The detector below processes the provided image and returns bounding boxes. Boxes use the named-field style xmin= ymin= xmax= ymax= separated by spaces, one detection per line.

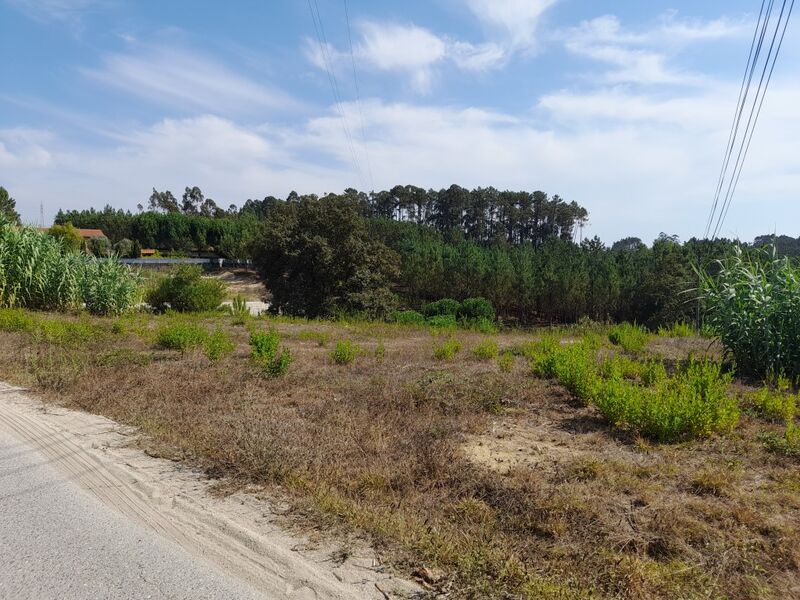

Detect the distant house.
xmin=41 ymin=227 xmax=108 ymax=242
xmin=140 ymin=248 xmax=158 ymax=257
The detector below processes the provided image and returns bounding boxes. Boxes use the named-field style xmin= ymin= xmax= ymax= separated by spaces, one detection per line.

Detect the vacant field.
xmin=0 ymin=309 xmax=798 ymax=599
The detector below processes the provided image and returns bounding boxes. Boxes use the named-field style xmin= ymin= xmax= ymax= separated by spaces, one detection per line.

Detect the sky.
xmin=1 ymin=0 xmax=798 ymax=244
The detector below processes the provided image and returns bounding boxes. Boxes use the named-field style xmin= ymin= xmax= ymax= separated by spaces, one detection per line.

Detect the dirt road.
xmin=0 ymin=383 xmax=419 ymax=600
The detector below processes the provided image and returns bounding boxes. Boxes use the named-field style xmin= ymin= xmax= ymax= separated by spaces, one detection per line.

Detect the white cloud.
xmin=560 ymin=14 xmax=749 ymax=86
xmin=81 ymin=45 xmax=297 ymax=114
xmin=466 ymin=0 xmax=559 ymax=48
xmin=7 ymin=83 xmax=800 ymax=242
xmin=6 ymin=0 xmax=110 ymax=29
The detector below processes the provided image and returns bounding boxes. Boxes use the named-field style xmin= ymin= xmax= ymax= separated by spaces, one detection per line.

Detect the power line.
xmin=306 ymin=0 xmax=367 ymax=190
xmin=714 ymin=0 xmax=794 ymax=237
xmin=704 ymin=0 xmax=769 ymax=238
xmin=343 ymin=0 xmax=375 ymax=192
xmin=711 ymin=0 xmax=794 ymax=239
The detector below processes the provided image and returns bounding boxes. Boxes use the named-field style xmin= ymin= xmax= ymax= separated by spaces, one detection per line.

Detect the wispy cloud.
xmin=6 ymin=0 xmax=111 ymax=28
xmin=465 ymin=0 xmax=559 ymax=49
xmin=81 ymin=45 xmax=297 ymax=114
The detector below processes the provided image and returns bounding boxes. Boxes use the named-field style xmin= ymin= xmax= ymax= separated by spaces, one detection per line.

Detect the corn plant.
xmin=699 ymin=246 xmax=800 ymax=378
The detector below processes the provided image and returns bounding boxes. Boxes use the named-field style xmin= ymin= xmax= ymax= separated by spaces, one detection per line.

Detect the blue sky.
xmin=1 ymin=0 xmax=798 ymax=243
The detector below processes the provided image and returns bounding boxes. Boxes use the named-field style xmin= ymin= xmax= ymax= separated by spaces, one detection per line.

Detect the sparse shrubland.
xmin=608 ymin=322 xmax=650 ymax=353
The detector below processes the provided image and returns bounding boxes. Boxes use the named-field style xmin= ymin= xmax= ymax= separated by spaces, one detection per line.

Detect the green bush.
xmin=156 ymin=321 xmax=207 ymax=352
xmin=146 ymin=265 xmax=224 ymax=313
xmin=204 ymin=330 xmax=236 ymax=362
xmin=81 ymin=258 xmax=142 ymax=316
xmin=593 ymin=360 xmax=738 ymax=442
xmin=747 ymin=382 xmax=797 ymax=424
xmin=458 ymin=297 xmax=495 ymax=322
xmin=331 ymin=340 xmax=360 ymax=365
xmin=423 ymin=299 xmax=461 ymax=318
xmin=701 ymin=246 xmax=800 ymax=378
xmin=472 ymin=339 xmax=499 ymax=360
xmin=608 ymin=322 xmax=650 ymax=353
xmin=426 ymin=314 xmax=458 ymax=330
xmin=433 ymin=337 xmax=461 ymax=360
xmin=389 ymin=310 xmax=426 ymax=325
xmin=250 ymin=329 xmax=291 ymax=377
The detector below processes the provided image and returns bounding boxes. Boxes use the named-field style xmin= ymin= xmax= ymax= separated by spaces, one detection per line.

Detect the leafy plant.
xmin=426 ymin=314 xmax=458 ymax=330
xmin=331 ymin=340 xmax=360 ymax=365
xmin=146 ymin=265 xmax=225 ymax=313
xmin=497 ymin=351 xmax=514 ymax=373
xmin=204 ymin=329 xmax=236 ymax=362
xmin=250 ymin=329 xmax=291 ymax=377
xmin=375 ymin=340 xmax=386 ymax=362
xmin=657 ymin=322 xmax=694 ymax=338
xmin=433 ymin=337 xmax=461 ymax=360
xmin=156 ymin=321 xmax=207 ymax=353
xmin=472 ymin=339 xmax=499 ymax=360
xmin=423 ymin=299 xmax=461 ymax=318
xmin=700 ymin=246 xmax=800 ymax=378
xmin=458 ymin=297 xmax=495 ymax=323
xmin=229 ymin=294 xmax=251 ymax=324
xmin=389 ymin=310 xmax=426 ymax=325
xmin=608 ymin=322 xmax=650 ymax=353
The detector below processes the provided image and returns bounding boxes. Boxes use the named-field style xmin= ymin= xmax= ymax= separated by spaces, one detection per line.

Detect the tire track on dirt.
xmin=0 ymin=384 xmax=419 ymax=600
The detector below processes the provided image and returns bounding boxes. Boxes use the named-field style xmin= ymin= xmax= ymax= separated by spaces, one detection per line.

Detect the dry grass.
xmin=0 ymin=311 xmax=798 ymax=599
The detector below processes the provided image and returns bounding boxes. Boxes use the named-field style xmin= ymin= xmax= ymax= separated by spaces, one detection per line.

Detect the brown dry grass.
xmin=0 ymin=312 xmax=799 ymax=599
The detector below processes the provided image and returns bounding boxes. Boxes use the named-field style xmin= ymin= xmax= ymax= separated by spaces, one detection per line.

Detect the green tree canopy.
xmin=0 ymin=187 xmax=20 ymax=225
xmin=47 ymin=222 xmax=83 ymax=252
xmin=251 ymin=194 xmax=400 ymax=318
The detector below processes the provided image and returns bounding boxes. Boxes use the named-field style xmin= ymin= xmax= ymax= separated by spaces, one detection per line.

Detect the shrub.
xmin=331 ymin=340 xmax=360 ymax=365
xmin=426 ymin=314 xmax=458 ymax=330
xmin=593 ymin=360 xmax=738 ymax=442
xmin=250 ymin=329 xmax=291 ymax=377
xmin=608 ymin=322 xmax=650 ymax=353
xmin=389 ymin=310 xmax=425 ymax=325
xmin=433 ymin=337 xmax=461 ymax=360
xmin=204 ymin=330 xmax=236 ymax=362
xmin=700 ymin=246 xmax=800 ymax=378
xmin=747 ymin=384 xmax=797 ymax=424
xmin=113 ymin=238 xmax=135 ymax=258
xmin=458 ymin=297 xmax=495 ymax=323
xmin=156 ymin=321 xmax=207 ymax=352
xmin=146 ymin=265 xmax=225 ymax=313
xmin=423 ymin=299 xmax=461 ymax=318
xmin=497 ymin=351 xmax=514 ymax=373
xmin=472 ymin=339 xmax=499 ymax=360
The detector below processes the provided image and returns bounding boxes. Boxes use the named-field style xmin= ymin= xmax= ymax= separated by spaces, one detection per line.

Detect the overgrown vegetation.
xmin=146 ymin=265 xmax=225 ymax=313
xmin=0 ymin=218 xmax=140 ymax=315
xmin=701 ymin=246 xmax=800 ymax=378
xmin=249 ymin=328 xmax=291 ymax=377
xmin=331 ymin=340 xmax=360 ymax=365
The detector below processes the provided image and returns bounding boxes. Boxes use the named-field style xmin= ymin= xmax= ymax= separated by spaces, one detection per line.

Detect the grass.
xmin=156 ymin=321 xmax=207 ymax=353
xmin=608 ymin=322 xmax=650 ymax=353
xmin=331 ymin=340 xmax=360 ymax=365
xmin=0 ymin=307 xmax=798 ymax=600
xmin=472 ymin=339 xmax=499 ymax=360
xmin=433 ymin=337 xmax=461 ymax=360
xmin=658 ymin=322 xmax=694 ymax=338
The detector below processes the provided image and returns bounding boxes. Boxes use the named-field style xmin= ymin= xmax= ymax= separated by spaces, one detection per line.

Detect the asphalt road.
xmin=0 ymin=430 xmax=263 ymax=600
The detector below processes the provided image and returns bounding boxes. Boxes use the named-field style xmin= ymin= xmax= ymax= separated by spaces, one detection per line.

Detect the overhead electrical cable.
xmin=343 ymin=0 xmax=375 ymax=192
xmin=307 ymin=0 xmax=367 ymax=190
xmin=711 ymin=0 xmax=794 ymax=239
xmin=704 ymin=0 xmax=769 ymax=238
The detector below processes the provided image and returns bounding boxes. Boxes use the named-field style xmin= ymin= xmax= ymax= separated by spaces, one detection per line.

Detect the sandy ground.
xmin=0 ymin=383 xmax=421 ymax=600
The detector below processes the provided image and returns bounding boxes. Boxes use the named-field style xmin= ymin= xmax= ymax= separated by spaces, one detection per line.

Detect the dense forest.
xmin=53 ymin=184 xmax=784 ymax=327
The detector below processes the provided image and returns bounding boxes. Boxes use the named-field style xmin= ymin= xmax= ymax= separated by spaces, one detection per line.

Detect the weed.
xmin=298 ymin=329 xmax=331 ymax=347
xmin=433 ymin=337 xmax=461 ymax=360
xmin=375 ymin=340 xmax=386 ymax=363
xmin=204 ymin=329 xmax=236 ymax=362
xmin=250 ymin=329 xmax=291 ymax=377
xmin=0 ymin=308 xmax=36 ymax=333
xmin=331 ymin=340 xmax=360 ymax=365
xmin=747 ymin=386 xmax=797 ymax=424
xmin=761 ymin=425 xmax=800 ymax=458
xmin=497 ymin=351 xmax=514 ymax=372
xmin=608 ymin=322 xmax=650 ymax=353
xmin=472 ymin=339 xmax=499 ymax=360
xmin=229 ymin=295 xmax=251 ymax=325
xmin=658 ymin=322 xmax=694 ymax=338
xmin=156 ymin=321 xmax=207 ymax=352
xmin=388 ymin=310 xmax=426 ymax=326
